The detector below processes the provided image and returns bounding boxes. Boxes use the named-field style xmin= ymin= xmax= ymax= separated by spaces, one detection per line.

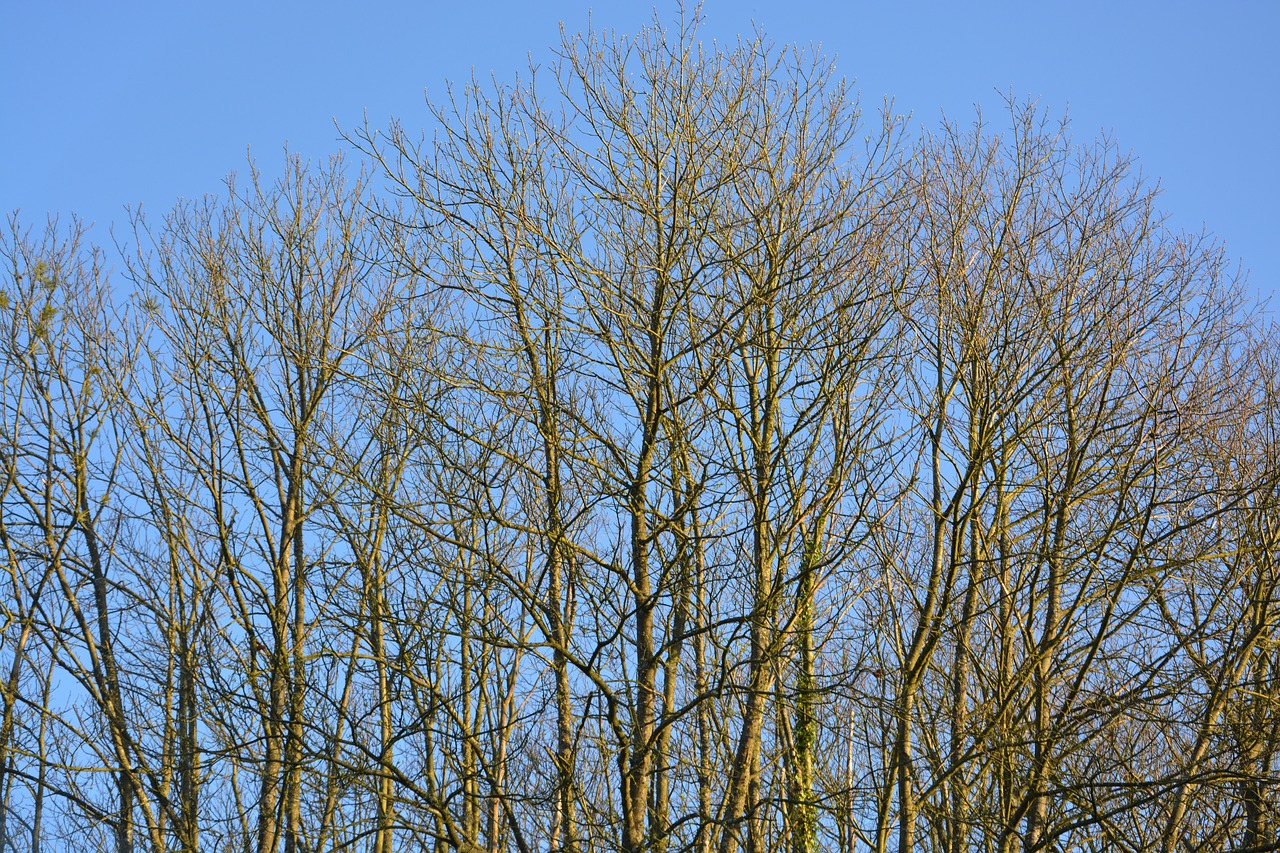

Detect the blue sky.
xmin=2 ymin=2 xmax=1276 ymax=308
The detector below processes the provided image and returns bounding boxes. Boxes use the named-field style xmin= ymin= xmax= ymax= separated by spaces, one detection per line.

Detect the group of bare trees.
xmin=1 ymin=16 xmax=1276 ymax=853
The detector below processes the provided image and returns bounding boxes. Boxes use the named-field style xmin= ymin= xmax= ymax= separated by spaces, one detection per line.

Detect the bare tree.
xmin=127 ymin=155 xmax=402 ymax=853
xmin=1 ymin=14 xmax=1274 ymax=853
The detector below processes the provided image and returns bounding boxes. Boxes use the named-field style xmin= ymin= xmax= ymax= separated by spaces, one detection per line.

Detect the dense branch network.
xmin=0 ymin=15 xmax=1276 ymax=853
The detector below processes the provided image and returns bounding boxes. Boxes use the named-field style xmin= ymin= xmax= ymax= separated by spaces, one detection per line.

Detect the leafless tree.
xmin=1 ymin=13 xmax=1274 ymax=853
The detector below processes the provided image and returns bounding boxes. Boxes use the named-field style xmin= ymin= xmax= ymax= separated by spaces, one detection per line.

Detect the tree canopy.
xmin=1 ymin=16 xmax=1276 ymax=853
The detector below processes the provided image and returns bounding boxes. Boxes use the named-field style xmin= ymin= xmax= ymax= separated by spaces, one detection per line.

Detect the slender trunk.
xmin=846 ymin=708 xmax=857 ymax=853
xmin=718 ymin=511 xmax=776 ymax=853
xmin=32 ymin=657 xmax=53 ymax=853
xmin=894 ymin=322 xmax=958 ymax=853
xmin=487 ymin=645 xmax=522 ymax=853
xmin=259 ymin=460 xmax=304 ymax=853
xmin=1239 ymin=633 xmax=1275 ymax=850
xmin=695 ymin=548 xmax=713 ymax=853
xmin=947 ymin=568 xmax=978 ymax=853
xmin=746 ymin=747 xmax=766 ymax=853
xmin=82 ymin=483 xmax=141 ymax=853
xmin=896 ymin=460 xmax=951 ymax=853
xmin=283 ymin=476 xmax=306 ymax=853
xmin=371 ymin=551 xmax=395 ymax=853
xmin=539 ymin=383 xmax=577 ymax=853
xmin=1024 ymin=503 xmax=1064 ymax=853
xmin=460 ymin=586 xmax=480 ymax=846
xmin=116 ymin=770 xmax=135 ymax=853
xmin=0 ymin=616 xmax=34 ymax=853
xmin=547 ymin=536 xmax=576 ymax=853
xmin=1241 ymin=741 xmax=1269 ymax=850
xmin=894 ymin=683 xmax=918 ymax=853
xmin=720 ymin=326 xmax=781 ymax=853
xmin=651 ymin=559 xmax=689 ymax=853
xmin=623 ymin=335 xmax=663 ymax=853
xmin=177 ymin=624 xmax=200 ymax=853
xmin=1023 ymin=581 xmax=1055 ymax=851
xmin=789 ymin=525 xmax=825 ymax=853
xmin=993 ymin=457 xmax=1016 ymax=853
xmin=624 ymin=468 xmax=657 ymax=853
xmin=258 ymin=633 xmax=285 ymax=853
xmin=948 ymin=409 xmax=983 ymax=853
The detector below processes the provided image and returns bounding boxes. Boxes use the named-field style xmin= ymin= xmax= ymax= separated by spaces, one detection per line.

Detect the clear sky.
xmin=2 ymin=1 xmax=1276 ymax=309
